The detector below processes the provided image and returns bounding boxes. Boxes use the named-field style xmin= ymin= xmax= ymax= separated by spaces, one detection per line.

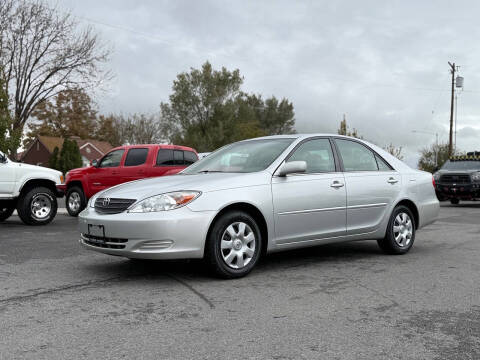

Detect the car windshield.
xmin=182 ymin=138 xmax=295 ymax=174
xmin=441 ymin=160 xmax=480 ymax=171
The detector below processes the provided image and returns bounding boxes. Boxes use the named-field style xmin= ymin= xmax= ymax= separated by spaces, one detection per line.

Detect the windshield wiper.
xmin=196 ymin=170 xmax=225 ymax=174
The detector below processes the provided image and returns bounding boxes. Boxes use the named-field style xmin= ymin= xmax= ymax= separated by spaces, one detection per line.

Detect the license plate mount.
xmin=88 ymin=224 xmax=105 ymax=238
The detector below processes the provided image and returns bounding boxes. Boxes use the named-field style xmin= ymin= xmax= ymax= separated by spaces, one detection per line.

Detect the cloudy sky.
xmin=55 ymin=0 xmax=480 ymax=167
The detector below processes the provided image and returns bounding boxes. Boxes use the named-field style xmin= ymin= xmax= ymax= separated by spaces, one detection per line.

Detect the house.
xmin=21 ymin=135 xmax=113 ymax=168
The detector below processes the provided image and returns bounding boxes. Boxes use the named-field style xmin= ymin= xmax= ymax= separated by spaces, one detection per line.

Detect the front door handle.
xmin=331 ymin=181 xmax=345 ymax=188
xmin=387 ymin=177 xmax=399 ymax=184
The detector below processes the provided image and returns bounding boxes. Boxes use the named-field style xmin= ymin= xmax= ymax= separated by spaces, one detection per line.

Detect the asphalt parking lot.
xmin=0 ymin=203 xmax=479 ymax=360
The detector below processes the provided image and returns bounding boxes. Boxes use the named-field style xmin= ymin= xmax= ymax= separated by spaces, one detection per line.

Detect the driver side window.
xmin=287 ymin=138 xmax=336 ymax=173
xmin=99 ymin=149 xmax=124 ymax=168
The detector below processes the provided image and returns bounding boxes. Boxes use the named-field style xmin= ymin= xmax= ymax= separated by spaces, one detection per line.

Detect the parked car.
xmin=433 ymin=153 xmax=480 ymax=204
xmin=58 ymin=144 xmax=198 ymax=216
xmin=0 ymin=150 xmax=64 ymax=225
xmin=78 ymin=134 xmax=439 ymax=278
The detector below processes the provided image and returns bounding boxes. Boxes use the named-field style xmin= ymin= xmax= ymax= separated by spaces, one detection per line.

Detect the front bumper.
xmin=436 ymin=183 xmax=480 ymax=200
xmin=56 ymin=184 xmax=66 ymax=197
xmin=78 ymin=206 xmax=216 ymax=259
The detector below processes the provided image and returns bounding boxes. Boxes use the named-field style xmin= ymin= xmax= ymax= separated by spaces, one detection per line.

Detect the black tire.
xmin=205 ymin=211 xmax=262 ymax=279
xmin=377 ymin=205 xmax=416 ymax=255
xmin=66 ymin=186 xmax=86 ymax=217
xmin=0 ymin=203 xmax=15 ymax=222
xmin=16 ymin=186 xmax=58 ymax=226
xmin=450 ymin=198 xmax=460 ymax=205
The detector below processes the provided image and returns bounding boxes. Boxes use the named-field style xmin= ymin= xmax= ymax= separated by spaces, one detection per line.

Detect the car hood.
xmin=10 ymin=161 xmax=62 ymax=176
xmin=99 ymin=172 xmax=271 ymax=201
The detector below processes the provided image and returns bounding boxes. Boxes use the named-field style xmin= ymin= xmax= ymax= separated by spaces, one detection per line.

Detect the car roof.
xmin=110 ymin=144 xmax=197 ymax=152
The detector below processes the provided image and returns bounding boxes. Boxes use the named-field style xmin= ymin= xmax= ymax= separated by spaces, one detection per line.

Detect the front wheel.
xmin=66 ymin=186 xmax=86 ymax=217
xmin=377 ymin=205 xmax=415 ymax=255
xmin=0 ymin=203 xmax=15 ymax=222
xmin=205 ymin=211 xmax=262 ymax=279
xmin=16 ymin=187 xmax=58 ymax=225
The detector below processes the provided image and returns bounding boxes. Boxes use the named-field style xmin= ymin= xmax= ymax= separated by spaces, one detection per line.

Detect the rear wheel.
xmin=66 ymin=186 xmax=86 ymax=217
xmin=378 ymin=205 xmax=415 ymax=255
xmin=205 ymin=211 xmax=262 ymax=279
xmin=450 ymin=198 xmax=460 ymax=205
xmin=16 ymin=187 xmax=58 ymax=225
xmin=0 ymin=202 xmax=15 ymax=222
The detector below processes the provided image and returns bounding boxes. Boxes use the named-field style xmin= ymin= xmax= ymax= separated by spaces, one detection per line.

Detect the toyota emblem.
xmin=102 ymin=197 xmax=111 ymax=206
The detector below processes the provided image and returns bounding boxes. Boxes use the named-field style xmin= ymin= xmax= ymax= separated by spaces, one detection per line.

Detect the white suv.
xmin=0 ymin=151 xmax=64 ymax=225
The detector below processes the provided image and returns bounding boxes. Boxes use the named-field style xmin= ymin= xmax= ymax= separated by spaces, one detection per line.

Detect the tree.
xmin=48 ymin=146 xmax=59 ymax=169
xmin=0 ymin=67 xmax=20 ymax=156
xmin=0 ymin=0 xmax=110 ymax=156
xmin=383 ymin=143 xmax=404 ymax=160
xmin=418 ymin=143 xmax=450 ymax=173
xmin=55 ymin=138 xmax=82 ymax=174
xmin=25 ymin=88 xmax=97 ymax=146
xmin=337 ymin=114 xmax=360 ymax=138
xmin=160 ymin=61 xmax=296 ymax=152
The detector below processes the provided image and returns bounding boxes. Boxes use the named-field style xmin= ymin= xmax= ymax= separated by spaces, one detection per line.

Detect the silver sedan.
xmin=79 ymin=134 xmax=439 ymax=278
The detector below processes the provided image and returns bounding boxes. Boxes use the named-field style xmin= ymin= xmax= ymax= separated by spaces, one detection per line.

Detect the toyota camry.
xmin=78 ymin=134 xmax=439 ymax=278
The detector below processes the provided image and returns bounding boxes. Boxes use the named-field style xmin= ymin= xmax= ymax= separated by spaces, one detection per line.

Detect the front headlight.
xmin=472 ymin=172 xmax=480 ymax=182
xmin=433 ymin=172 xmax=440 ymax=181
xmin=128 ymin=191 xmax=201 ymax=213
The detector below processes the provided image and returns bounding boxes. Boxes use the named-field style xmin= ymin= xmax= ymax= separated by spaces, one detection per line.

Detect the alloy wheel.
xmin=68 ymin=192 xmax=81 ymax=212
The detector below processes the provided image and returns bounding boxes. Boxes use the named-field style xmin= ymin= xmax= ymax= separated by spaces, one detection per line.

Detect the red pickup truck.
xmin=57 ymin=144 xmax=198 ymax=216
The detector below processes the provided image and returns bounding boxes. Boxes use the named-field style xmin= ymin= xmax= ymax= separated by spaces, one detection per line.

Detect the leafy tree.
xmin=160 ymin=61 xmax=295 ymax=152
xmin=56 ymin=138 xmax=82 ymax=174
xmin=0 ymin=0 xmax=110 ymax=156
xmin=0 ymin=68 xmax=20 ymax=157
xmin=25 ymin=88 xmax=97 ymax=146
xmin=418 ymin=143 xmax=450 ymax=173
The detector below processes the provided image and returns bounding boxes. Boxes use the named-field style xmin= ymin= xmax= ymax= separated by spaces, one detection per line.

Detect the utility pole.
xmin=448 ymin=62 xmax=456 ymax=157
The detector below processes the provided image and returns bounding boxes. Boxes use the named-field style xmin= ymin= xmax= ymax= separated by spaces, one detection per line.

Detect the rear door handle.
xmin=331 ymin=181 xmax=345 ymax=188
xmin=387 ymin=177 xmax=399 ymax=184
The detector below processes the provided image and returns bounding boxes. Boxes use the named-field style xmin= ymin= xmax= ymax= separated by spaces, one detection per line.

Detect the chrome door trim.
xmin=347 ymin=202 xmax=388 ymax=210
xmin=278 ymin=205 xmax=346 ymax=216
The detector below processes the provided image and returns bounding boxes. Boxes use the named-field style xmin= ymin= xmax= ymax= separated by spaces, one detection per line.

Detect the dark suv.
xmin=433 ymin=152 xmax=480 ymax=204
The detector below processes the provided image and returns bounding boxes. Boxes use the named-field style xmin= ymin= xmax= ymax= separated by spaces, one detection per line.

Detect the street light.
xmin=412 ymin=130 xmax=439 ymax=168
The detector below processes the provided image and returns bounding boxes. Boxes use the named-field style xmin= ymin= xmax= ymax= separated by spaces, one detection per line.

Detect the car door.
xmin=87 ymin=149 xmax=125 ymax=194
xmin=271 ymin=138 xmax=347 ymax=244
xmin=119 ymin=148 xmax=150 ymax=182
xmin=333 ymin=138 xmax=401 ymax=235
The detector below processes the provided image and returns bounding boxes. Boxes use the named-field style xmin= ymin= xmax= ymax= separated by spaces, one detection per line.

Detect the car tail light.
xmin=432 ymin=175 xmax=436 ymax=188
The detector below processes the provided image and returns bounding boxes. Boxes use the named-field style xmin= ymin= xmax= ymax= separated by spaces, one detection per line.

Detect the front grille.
xmin=82 ymin=233 xmax=128 ymax=249
xmin=440 ymin=174 xmax=471 ymax=184
xmin=94 ymin=198 xmax=136 ymax=214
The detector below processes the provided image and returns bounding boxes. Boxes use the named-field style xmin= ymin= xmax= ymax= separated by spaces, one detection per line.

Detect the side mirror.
xmin=277 ymin=161 xmax=307 ymax=177
xmin=91 ymin=159 xmax=98 ymax=167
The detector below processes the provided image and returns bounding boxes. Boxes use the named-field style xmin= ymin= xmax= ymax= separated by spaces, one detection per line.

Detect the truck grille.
xmin=82 ymin=234 xmax=128 ymax=249
xmin=94 ymin=198 xmax=136 ymax=214
xmin=440 ymin=174 xmax=471 ymax=184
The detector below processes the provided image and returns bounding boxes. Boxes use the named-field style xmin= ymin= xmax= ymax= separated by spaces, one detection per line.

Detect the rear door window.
xmin=124 ymin=148 xmax=149 ymax=166
xmin=335 ymin=139 xmax=378 ymax=171
xmin=174 ymin=150 xmax=184 ymax=165
xmin=184 ymin=151 xmax=198 ymax=165
xmin=156 ymin=149 xmax=174 ymax=166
